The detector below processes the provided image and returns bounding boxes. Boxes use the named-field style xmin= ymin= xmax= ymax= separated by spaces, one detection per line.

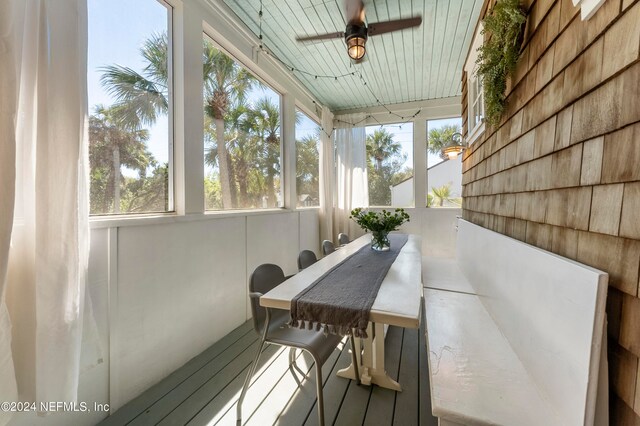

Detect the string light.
xmin=333 ymin=109 xmax=421 ymax=128
xmin=255 ymin=1 xmax=423 ymax=139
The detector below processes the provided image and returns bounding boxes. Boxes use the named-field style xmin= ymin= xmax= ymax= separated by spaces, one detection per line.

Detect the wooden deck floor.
xmin=100 ymin=308 xmax=436 ymax=426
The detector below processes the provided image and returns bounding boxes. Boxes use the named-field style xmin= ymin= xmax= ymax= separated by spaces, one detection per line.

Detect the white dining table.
xmin=260 ymin=233 xmax=423 ymax=391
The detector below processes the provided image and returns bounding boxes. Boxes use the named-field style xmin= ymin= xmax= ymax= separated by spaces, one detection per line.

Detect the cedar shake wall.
xmin=460 ymin=0 xmax=640 ymax=422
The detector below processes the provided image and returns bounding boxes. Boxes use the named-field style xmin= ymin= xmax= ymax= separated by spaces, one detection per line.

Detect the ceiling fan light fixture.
xmin=347 ymin=36 xmax=366 ymax=60
xmin=345 ymin=24 xmax=368 ymax=61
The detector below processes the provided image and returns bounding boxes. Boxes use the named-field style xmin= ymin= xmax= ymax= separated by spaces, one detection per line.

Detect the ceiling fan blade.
xmin=344 ymin=0 xmax=365 ymax=24
xmin=296 ymin=31 xmax=345 ymax=42
xmin=367 ymin=16 xmax=422 ymax=36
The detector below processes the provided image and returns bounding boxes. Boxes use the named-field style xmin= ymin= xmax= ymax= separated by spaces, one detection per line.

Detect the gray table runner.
xmin=289 ymin=234 xmax=409 ymax=338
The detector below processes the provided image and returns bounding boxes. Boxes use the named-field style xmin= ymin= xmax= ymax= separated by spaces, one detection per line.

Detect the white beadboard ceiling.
xmin=221 ymin=0 xmax=483 ymax=112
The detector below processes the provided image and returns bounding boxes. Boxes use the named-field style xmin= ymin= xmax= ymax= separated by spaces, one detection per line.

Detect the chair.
xmin=298 ymin=250 xmax=318 ymax=271
xmin=237 ymin=264 xmax=360 ymax=426
xmin=338 ymin=233 xmax=350 ymax=246
xmin=322 ymin=240 xmax=335 ymax=256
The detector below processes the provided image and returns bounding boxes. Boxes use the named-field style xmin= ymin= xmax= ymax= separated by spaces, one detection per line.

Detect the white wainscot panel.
xmin=420 ymin=208 xmax=460 ymax=258
xmin=376 ymin=207 xmax=460 ymax=258
xmin=113 ymin=217 xmax=247 ymax=407
xmin=247 ymin=212 xmax=300 ymax=277
xmin=298 ymin=209 xmax=320 ymax=257
xmin=246 ymin=212 xmax=300 ymax=291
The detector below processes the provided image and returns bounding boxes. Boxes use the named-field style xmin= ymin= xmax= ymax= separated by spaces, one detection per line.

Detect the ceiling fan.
xmin=295 ymin=0 xmax=422 ymax=62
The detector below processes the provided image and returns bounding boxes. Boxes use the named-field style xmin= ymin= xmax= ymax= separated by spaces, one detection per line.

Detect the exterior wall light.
xmin=441 ymin=132 xmax=466 ymax=160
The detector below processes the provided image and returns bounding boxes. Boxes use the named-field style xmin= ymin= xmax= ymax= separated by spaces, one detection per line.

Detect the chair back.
xmin=298 ymin=250 xmax=318 ymax=271
xmin=338 ymin=233 xmax=350 ymax=246
xmin=322 ymin=240 xmax=335 ymax=256
xmin=249 ymin=264 xmax=286 ymax=335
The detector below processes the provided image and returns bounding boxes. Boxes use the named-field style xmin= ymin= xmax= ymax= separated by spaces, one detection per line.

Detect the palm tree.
xmin=427 ymin=184 xmax=461 ymax=207
xmin=296 ymin=134 xmax=320 ymax=203
xmin=366 ymin=129 xmax=401 ymax=170
xmin=89 ymin=105 xmax=152 ymax=214
xmin=225 ymin=102 xmax=258 ymax=208
xmin=427 ymin=124 xmax=462 ymax=159
xmin=246 ymin=97 xmax=281 ymax=207
xmin=99 ymin=33 xmax=169 ymax=130
xmin=100 ymin=33 xmax=255 ymax=209
xmin=203 ymin=39 xmax=254 ymax=208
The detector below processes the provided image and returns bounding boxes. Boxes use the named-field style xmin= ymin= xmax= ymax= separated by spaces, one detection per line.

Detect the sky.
xmin=296 ymin=111 xmax=321 ymax=140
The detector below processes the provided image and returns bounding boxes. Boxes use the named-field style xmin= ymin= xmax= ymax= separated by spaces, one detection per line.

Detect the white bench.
xmin=423 ymin=220 xmax=609 ymax=426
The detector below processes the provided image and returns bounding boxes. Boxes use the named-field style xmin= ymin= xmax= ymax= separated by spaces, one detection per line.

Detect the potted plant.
xmin=475 ymin=0 xmax=526 ymax=125
xmin=350 ymin=208 xmax=410 ymax=251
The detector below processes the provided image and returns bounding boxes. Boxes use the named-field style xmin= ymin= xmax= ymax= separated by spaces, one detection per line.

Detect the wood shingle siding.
xmin=461 ymin=0 xmax=640 ymax=421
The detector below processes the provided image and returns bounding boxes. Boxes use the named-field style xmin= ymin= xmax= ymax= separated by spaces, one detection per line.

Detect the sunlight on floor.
xmin=205 ymin=339 xmax=348 ymax=426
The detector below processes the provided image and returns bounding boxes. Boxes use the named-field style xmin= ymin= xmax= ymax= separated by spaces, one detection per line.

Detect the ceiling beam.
xmin=333 ymin=96 xmax=461 ymax=126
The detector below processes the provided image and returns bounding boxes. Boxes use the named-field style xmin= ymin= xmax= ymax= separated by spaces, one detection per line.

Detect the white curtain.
xmin=318 ymin=106 xmax=335 ymax=244
xmin=334 ymin=114 xmax=368 ymax=240
xmin=0 ymin=0 xmax=90 ymax=419
xmin=0 ymin=1 xmax=20 ymax=424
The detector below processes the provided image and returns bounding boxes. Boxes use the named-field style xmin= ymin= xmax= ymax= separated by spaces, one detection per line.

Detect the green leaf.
xmin=474 ymin=0 xmax=526 ymax=125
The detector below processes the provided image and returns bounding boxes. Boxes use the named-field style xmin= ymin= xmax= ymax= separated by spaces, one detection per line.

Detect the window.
xmin=203 ymin=35 xmax=283 ymax=211
xmin=366 ymin=123 xmax=413 ymax=207
xmin=469 ymin=73 xmax=484 ymax=133
xmin=295 ymin=110 xmax=320 ymax=208
xmin=426 ymin=118 xmax=463 ymax=208
xmin=87 ymin=0 xmax=172 ymax=215
xmin=465 ymin=23 xmax=485 ymax=144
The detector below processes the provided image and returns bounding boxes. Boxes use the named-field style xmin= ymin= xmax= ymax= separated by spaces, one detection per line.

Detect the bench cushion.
xmin=424 ymin=288 xmax=562 ymax=426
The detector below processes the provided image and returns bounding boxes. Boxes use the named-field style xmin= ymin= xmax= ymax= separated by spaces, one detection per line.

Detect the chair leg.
xmin=288 ymin=348 xmax=302 ymax=386
xmin=236 ymin=339 xmax=265 ymax=426
xmin=350 ymin=334 xmax=361 ymax=385
xmin=290 ymin=347 xmax=309 ymax=379
xmin=313 ymin=355 xmax=325 ymax=426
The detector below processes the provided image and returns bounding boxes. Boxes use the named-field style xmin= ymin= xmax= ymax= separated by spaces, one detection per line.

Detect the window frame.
xmin=425 ymin=116 xmax=464 ymax=209
xmin=294 ymin=107 xmax=322 ymax=209
xmin=465 ymin=22 xmax=485 ymax=146
xmin=165 ymin=0 xmax=176 ymax=213
xmin=365 ymin=122 xmax=415 ymax=209
xmin=87 ymin=0 xmax=175 ymax=217
xmin=201 ymin=32 xmax=285 ymax=212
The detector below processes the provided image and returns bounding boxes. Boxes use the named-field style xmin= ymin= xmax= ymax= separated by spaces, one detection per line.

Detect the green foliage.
xmin=88 ymin=106 xmax=159 ymax=214
xmin=350 ymin=208 xmax=410 ymax=234
xmin=204 ymin=173 xmax=222 ymax=210
xmin=120 ymin=163 xmax=169 ymax=213
xmin=427 ymin=124 xmax=462 ymax=159
xmin=391 ymin=167 xmax=413 ymax=186
xmin=475 ymin=0 xmax=526 ymax=125
xmin=296 ymin=134 xmax=320 ymax=206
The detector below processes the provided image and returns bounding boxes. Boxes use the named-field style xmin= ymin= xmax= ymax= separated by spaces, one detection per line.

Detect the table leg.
xmin=336 ymin=324 xmax=367 ymax=382
xmin=337 ymin=322 xmax=402 ymax=391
